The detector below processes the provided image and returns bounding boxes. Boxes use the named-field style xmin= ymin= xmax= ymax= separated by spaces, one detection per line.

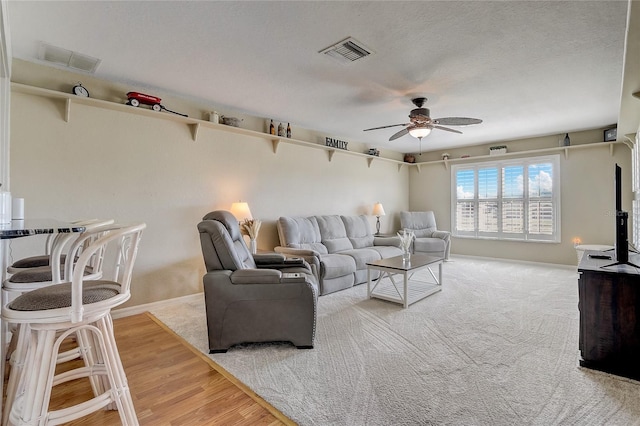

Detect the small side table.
xmin=575 ymin=244 xmax=614 ymax=264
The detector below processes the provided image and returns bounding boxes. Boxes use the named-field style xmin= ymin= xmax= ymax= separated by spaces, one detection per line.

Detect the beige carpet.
xmin=150 ymin=256 xmax=640 ymax=425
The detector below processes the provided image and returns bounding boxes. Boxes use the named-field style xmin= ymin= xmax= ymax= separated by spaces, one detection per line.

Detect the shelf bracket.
xmin=398 ymin=163 xmax=405 ymax=172
xmin=416 ymin=164 xmax=422 ymax=174
xmin=564 ymin=147 xmax=569 ymax=159
xmin=624 ymin=133 xmax=636 ymax=145
xmin=188 ymin=123 xmax=200 ymax=141
xmin=327 ymin=149 xmax=336 ymax=162
xmin=622 ymin=137 xmax=634 ymax=150
xmin=610 ymin=143 xmax=614 ymax=157
xmin=271 ymin=138 xmax=280 ymax=154
xmin=64 ymin=98 xmax=71 ymax=123
xmin=443 ymin=160 xmax=449 ymax=171
xmin=367 ymin=157 xmax=374 ymax=168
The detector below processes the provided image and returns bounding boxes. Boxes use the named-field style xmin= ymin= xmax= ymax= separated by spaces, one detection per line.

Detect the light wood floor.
xmin=4 ymin=313 xmax=294 ymax=425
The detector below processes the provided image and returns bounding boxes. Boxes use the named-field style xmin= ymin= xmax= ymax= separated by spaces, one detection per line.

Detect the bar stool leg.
xmin=75 ymin=327 xmax=109 ymax=401
xmin=2 ymin=324 xmax=28 ymax=426
xmin=11 ymin=328 xmax=57 ymax=426
xmin=95 ymin=315 xmax=138 ymax=423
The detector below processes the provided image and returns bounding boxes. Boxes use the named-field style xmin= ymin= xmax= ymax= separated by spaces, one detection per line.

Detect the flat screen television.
xmin=614 ymin=163 xmax=629 ymax=264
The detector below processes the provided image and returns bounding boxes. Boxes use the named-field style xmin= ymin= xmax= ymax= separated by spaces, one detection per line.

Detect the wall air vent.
xmin=319 ymin=37 xmax=373 ymax=64
xmin=38 ymin=42 xmax=101 ymax=73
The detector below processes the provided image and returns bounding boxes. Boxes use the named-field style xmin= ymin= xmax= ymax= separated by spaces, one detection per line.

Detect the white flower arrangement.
xmin=240 ymin=219 xmax=261 ymax=240
xmin=397 ymin=229 xmax=415 ymax=253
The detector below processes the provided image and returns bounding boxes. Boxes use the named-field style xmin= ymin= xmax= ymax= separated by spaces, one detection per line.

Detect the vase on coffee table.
xmin=402 ymin=247 xmax=411 ymax=263
xmin=398 ymin=229 xmax=415 ymax=263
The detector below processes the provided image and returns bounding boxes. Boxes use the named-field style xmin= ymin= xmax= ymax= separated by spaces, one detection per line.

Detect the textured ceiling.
xmin=6 ymin=1 xmax=630 ymax=153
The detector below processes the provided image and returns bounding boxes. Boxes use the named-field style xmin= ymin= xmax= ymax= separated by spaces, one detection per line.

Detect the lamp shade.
xmin=372 ymin=202 xmax=386 ymax=217
xmin=230 ymin=202 xmax=253 ymax=222
xmin=408 ymin=126 xmax=432 ymax=139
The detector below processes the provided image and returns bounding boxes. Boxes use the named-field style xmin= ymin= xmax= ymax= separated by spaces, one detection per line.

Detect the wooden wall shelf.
xmin=13 ymin=83 xmax=623 ymax=173
xmin=11 ymin=83 xmax=406 ymax=170
xmin=412 ymin=140 xmax=625 ymax=172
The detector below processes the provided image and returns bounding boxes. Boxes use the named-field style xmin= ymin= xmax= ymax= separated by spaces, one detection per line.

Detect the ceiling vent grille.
xmin=320 ymin=37 xmax=373 ymax=64
xmin=38 ymin=43 xmax=101 ymax=73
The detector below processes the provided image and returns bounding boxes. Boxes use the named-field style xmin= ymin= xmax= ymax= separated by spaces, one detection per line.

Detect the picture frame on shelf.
xmin=604 ymin=127 xmax=617 ymax=142
xmin=489 ymin=145 xmax=507 ymax=155
xmin=404 ymin=153 xmax=416 ymax=163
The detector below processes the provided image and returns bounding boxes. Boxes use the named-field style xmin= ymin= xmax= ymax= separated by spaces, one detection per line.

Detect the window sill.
xmin=452 ymin=234 xmax=560 ymax=243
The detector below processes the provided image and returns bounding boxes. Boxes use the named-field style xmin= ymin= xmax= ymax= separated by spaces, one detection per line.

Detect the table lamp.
xmin=230 ymin=201 xmax=253 ymax=222
xmin=372 ymin=202 xmax=386 ymax=236
xmin=230 ymin=201 xmax=261 ymax=254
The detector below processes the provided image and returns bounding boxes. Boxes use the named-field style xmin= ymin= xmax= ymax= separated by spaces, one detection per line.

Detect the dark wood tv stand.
xmin=578 ymin=250 xmax=640 ymax=380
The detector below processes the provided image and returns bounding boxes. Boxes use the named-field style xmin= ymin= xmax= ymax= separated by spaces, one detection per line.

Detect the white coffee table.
xmin=366 ymin=253 xmax=443 ymax=308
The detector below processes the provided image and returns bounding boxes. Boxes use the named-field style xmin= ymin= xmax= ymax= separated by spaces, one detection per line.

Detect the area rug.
xmin=150 ymin=256 xmax=640 ymax=425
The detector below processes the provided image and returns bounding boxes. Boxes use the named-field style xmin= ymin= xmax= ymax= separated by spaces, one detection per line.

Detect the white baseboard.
xmin=450 ymin=254 xmax=577 ymax=270
xmin=111 ymin=292 xmax=204 ymax=319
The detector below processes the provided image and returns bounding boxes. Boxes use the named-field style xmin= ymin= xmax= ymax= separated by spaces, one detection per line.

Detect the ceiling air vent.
xmin=38 ymin=42 xmax=101 ymax=73
xmin=320 ymin=37 xmax=373 ymax=64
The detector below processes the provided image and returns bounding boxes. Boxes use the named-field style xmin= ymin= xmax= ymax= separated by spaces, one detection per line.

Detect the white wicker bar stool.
xmin=2 ymin=223 xmax=145 ymax=426
xmin=6 ymin=219 xmax=113 ymax=275
xmin=3 ymin=220 xmax=114 ymax=372
xmin=3 ymin=219 xmax=115 ymax=296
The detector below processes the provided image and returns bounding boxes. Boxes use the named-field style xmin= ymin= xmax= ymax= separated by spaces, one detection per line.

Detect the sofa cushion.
xmin=277 ymin=216 xmax=328 ymax=255
xmin=414 ymin=237 xmax=446 ymax=254
xmin=369 ymin=245 xmax=403 ymax=259
xmin=320 ymin=274 xmax=355 ymax=295
xmin=374 ymin=236 xmax=400 ymax=247
xmin=413 ymin=228 xmax=436 ymax=239
xmin=319 ymin=253 xmax=356 ymax=279
xmin=400 ymin=211 xmax=437 ymax=238
xmin=315 ymin=215 xmax=353 ymax=253
xmin=339 ymin=248 xmax=381 ymax=270
xmin=341 ymin=215 xmax=374 ymax=249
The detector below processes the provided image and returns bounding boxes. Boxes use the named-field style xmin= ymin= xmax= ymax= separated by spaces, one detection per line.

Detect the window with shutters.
xmin=451 ymin=155 xmax=560 ymax=242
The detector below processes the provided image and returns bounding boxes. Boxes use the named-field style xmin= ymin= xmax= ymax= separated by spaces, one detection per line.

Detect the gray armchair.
xmin=400 ymin=211 xmax=451 ymax=260
xmin=198 ymin=210 xmax=318 ymax=353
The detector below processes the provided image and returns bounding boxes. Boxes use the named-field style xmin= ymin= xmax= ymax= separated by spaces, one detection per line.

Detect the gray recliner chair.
xmin=198 ymin=210 xmax=318 ymax=353
xmin=400 ymin=211 xmax=451 ymax=260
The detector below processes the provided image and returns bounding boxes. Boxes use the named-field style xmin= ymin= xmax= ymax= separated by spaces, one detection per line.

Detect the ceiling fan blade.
xmin=363 ymin=123 xmax=409 ymax=131
xmin=389 ymin=128 xmax=409 ymax=141
xmin=433 ymin=117 xmax=483 ymax=126
xmin=434 ymin=125 xmax=463 ymax=134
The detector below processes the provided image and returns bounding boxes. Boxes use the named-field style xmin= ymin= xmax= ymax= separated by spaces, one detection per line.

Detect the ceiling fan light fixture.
xmin=408 ymin=127 xmax=432 ymax=139
xmin=363 ymin=98 xmax=481 ymax=142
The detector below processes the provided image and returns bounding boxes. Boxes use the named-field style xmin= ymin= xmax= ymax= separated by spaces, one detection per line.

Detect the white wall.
xmin=9 ymin=64 xmax=409 ymax=308
xmin=9 ymin=60 xmax=633 ymax=312
xmin=408 ymin=130 xmax=632 ymax=265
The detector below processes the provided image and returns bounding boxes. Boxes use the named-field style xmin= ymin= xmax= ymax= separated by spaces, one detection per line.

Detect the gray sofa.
xmin=276 ymin=215 xmax=402 ymax=295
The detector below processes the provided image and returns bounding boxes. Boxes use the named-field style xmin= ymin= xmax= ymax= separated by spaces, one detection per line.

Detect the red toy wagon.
xmin=126 ymin=92 xmax=162 ymax=111
xmin=125 ymin=92 xmax=187 ymax=117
